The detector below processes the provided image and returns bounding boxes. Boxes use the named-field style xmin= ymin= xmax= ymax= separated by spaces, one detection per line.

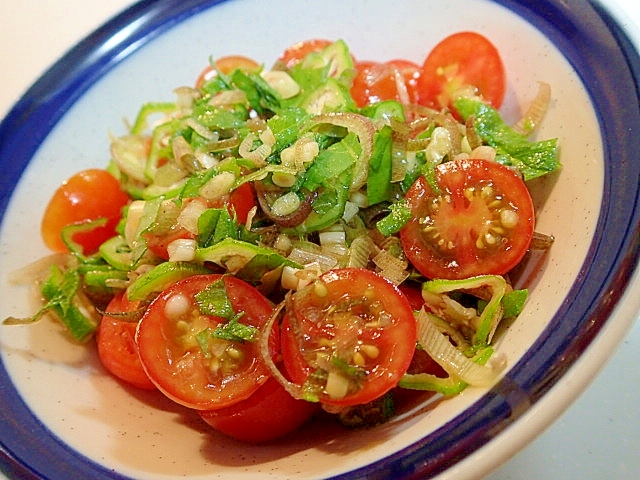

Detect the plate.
xmin=0 ymin=0 xmax=639 ymax=479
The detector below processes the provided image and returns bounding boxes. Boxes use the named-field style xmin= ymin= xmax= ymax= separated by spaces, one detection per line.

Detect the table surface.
xmin=1 ymin=1 xmax=639 ymax=479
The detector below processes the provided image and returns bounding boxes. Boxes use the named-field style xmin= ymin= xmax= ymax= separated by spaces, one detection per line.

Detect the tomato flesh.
xmin=96 ymin=293 xmax=156 ymax=390
xmin=211 ymin=181 xmax=256 ymax=225
xmin=199 ymin=375 xmax=319 ymax=443
xmin=400 ymin=158 xmax=535 ymax=280
xmin=398 ymin=282 xmax=426 ymax=311
xmin=417 ymin=31 xmax=506 ymax=111
xmin=351 ymin=60 xmax=421 ymax=107
xmin=195 ymin=55 xmax=260 ymax=89
xmin=387 ymin=59 xmax=421 ymax=104
xmin=41 ymin=169 xmax=130 ymax=254
xmin=281 ymin=268 xmax=416 ymax=407
xmin=278 ymin=39 xmax=333 ymax=69
xmin=143 ymin=227 xmax=195 ymax=261
xmin=136 ymin=274 xmax=277 ymax=410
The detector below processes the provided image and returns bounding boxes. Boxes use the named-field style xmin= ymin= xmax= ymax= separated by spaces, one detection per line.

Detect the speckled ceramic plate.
xmin=0 ymin=0 xmax=638 ymax=479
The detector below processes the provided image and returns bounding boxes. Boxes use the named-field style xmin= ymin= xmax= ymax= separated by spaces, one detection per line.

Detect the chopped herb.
xmin=209 ymin=313 xmax=258 ymax=342
xmin=3 ymin=265 xmax=98 ymax=342
xmin=195 ymin=278 xmax=235 ymax=319
xmin=455 ymin=97 xmax=561 ymax=180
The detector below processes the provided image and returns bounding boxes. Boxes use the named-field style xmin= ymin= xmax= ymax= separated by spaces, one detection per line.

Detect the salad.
xmin=4 ymin=32 xmax=560 ymax=443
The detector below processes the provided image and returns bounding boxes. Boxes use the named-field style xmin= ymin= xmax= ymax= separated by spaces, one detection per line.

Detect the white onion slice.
xmin=259 ymin=301 xmax=315 ymax=401
xmin=512 ymin=81 xmax=552 ymax=136
xmin=415 ymin=309 xmax=503 ymax=387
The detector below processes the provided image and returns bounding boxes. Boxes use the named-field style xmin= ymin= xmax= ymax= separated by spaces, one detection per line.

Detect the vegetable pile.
xmin=4 ymin=32 xmax=560 ymax=442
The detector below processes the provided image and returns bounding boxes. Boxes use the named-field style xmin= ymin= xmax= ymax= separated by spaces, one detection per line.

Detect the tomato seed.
xmin=360 ymin=344 xmax=380 ymax=359
xmin=352 ymin=351 xmax=366 ymax=366
xmin=500 ymin=209 xmax=519 ymax=229
xmin=313 ymin=280 xmax=329 ymax=297
xmin=226 ymin=347 xmax=243 ymax=361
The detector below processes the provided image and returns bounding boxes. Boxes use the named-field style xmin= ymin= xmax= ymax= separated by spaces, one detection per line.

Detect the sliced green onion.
xmin=414 ymin=309 xmax=503 ymax=388
xmin=422 ymin=274 xmax=507 ymax=347
xmin=398 ymin=372 xmax=467 ymax=396
xmin=127 ymin=261 xmax=209 ymax=302
xmin=306 ymin=112 xmax=375 ymax=191
xmin=60 ymin=217 xmax=108 ymax=256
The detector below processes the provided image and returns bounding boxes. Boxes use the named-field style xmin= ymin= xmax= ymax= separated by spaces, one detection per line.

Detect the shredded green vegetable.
xmin=3 ymin=37 xmax=560 ymax=428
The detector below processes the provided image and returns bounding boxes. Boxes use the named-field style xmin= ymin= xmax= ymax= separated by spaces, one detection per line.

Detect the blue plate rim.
xmin=1 ymin=0 xmax=639 ymax=479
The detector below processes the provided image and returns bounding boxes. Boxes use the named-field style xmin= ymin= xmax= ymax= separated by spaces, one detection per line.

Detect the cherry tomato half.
xmin=278 ymin=39 xmax=333 ymax=69
xmin=397 ymin=282 xmax=426 ymax=311
xmin=136 ymin=274 xmax=277 ymax=410
xmin=281 ymin=268 xmax=416 ymax=407
xmin=199 ymin=375 xmax=319 ymax=443
xmin=41 ymin=169 xmax=130 ymax=254
xmin=96 ymin=292 xmax=156 ymax=390
xmin=417 ymin=31 xmax=506 ymax=111
xmin=195 ymin=55 xmax=261 ymax=89
xmin=210 ymin=181 xmax=257 ymax=225
xmin=387 ymin=59 xmax=421 ymax=104
xmin=399 ymin=158 xmax=535 ymax=280
xmin=351 ymin=60 xmax=421 ymax=107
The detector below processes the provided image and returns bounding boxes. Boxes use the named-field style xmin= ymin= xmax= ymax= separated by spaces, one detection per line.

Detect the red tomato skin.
xmin=96 ymin=293 xmax=156 ymax=391
xmin=280 ymin=313 xmax=312 ymax=385
xmin=212 ymin=181 xmax=256 ymax=225
xmin=143 ymin=227 xmax=196 ymax=261
xmin=387 ymin=59 xmax=421 ymax=104
xmin=195 ymin=55 xmax=260 ymax=89
xmin=351 ymin=59 xmax=422 ymax=107
xmin=417 ymin=31 xmax=506 ymax=111
xmin=278 ymin=39 xmax=333 ymax=69
xmin=398 ymin=282 xmax=426 ymax=311
xmin=281 ymin=268 xmax=417 ymax=407
xmin=400 ymin=159 xmax=535 ymax=280
xmin=136 ymin=274 xmax=277 ymax=410
xmin=351 ymin=61 xmax=398 ymax=107
xmin=199 ymin=375 xmax=319 ymax=443
xmin=41 ymin=169 xmax=129 ymax=254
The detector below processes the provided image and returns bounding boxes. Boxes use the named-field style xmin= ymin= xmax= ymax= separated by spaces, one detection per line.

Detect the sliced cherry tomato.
xmin=199 ymin=375 xmax=319 ymax=443
xmin=351 ymin=59 xmax=421 ymax=107
xmin=387 ymin=59 xmax=421 ymax=104
xmin=195 ymin=55 xmax=261 ymax=89
xmin=136 ymin=274 xmax=277 ymax=410
xmin=143 ymin=227 xmax=195 ymax=261
xmin=210 ymin=181 xmax=256 ymax=225
xmin=281 ymin=268 xmax=416 ymax=407
xmin=41 ymin=169 xmax=129 ymax=254
xmin=399 ymin=158 xmax=535 ymax=280
xmin=398 ymin=281 xmax=426 ymax=311
xmin=278 ymin=39 xmax=333 ymax=69
xmin=96 ymin=292 xmax=156 ymax=390
xmin=351 ymin=61 xmax=398 ymax=108
xmin=417 ymin=31 xmax=506 ymax=111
